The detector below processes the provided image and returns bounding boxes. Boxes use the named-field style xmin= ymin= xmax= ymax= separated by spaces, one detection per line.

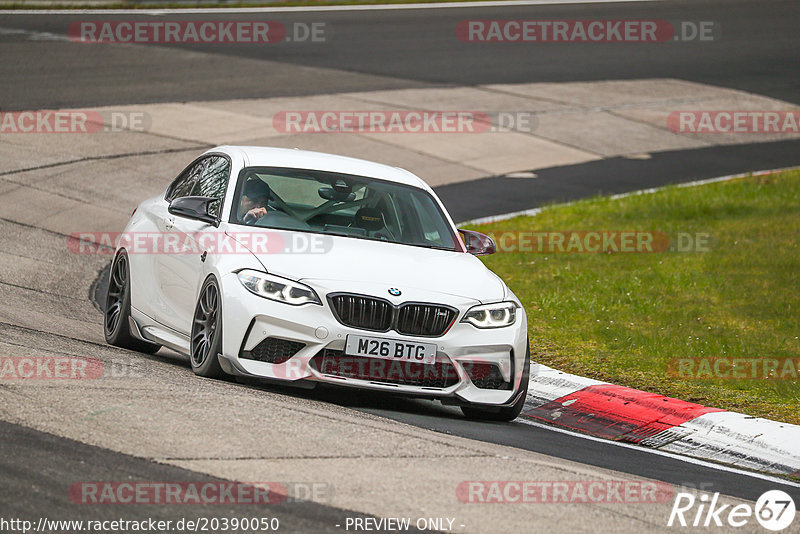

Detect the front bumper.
xmin=218 ymin=272 xmax=528 ymax=406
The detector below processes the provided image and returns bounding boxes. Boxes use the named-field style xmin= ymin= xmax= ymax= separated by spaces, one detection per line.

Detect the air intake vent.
xmin=241 ymin=337 xmax=305 ymax=364
xmin=463 ymin=362 xmax=512 ymax=390
xmin=311 ymin=349 xmax=459 ymax=388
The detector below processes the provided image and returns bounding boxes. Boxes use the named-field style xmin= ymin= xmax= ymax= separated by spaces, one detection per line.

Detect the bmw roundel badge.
xmin=388 ymin=288 xmax=402 ymax=296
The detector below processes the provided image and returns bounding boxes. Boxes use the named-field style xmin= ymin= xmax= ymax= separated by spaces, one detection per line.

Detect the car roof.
xmin=208 ymin=146 xmax=430 ymax=190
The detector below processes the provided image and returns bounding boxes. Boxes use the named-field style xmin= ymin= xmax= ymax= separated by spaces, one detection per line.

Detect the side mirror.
xmin=168 ymin=196 xmax=220 ymax=227
xmin=458 ymin=229 xmax=496 ymax=256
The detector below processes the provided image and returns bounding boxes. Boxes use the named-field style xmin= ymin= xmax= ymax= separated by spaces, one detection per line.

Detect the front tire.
xmin=104 ymin=251 xmax=161 ymax=354
xmin=190 ymin=276 xmax=225 ymax=379
xmin=461 ymin=344 xmax=530 ymax=422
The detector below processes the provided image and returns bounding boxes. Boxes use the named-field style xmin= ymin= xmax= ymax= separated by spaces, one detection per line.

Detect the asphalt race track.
xmin=1 ymin=0 xmax=799 ymax=108
xmin=0 ymin=421 xmax=392 ymax=533
xmin=1 ymin=0 xmax=800 ymax=532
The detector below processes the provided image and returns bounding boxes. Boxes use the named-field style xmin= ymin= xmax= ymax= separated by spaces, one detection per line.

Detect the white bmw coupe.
xmin=105 ymin=146 xmax=529 ymax=421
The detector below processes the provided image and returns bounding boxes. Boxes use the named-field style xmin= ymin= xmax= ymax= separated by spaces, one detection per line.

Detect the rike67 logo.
xmin=668 ymin=490 xmax=796 ymax=531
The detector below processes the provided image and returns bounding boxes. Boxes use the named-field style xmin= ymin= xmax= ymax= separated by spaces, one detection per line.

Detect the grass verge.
xmin=468 ymin=169 xmax=800 ymax=425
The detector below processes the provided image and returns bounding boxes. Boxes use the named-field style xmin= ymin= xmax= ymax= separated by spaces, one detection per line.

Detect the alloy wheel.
xmin=105 ymin=254 xmax=127 ymax=334
xmin=191 ymin=282 xmax=219 ymax=367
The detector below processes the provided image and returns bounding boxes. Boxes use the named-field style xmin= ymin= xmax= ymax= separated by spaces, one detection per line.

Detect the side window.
xmin=190 ymin=156 xmax=230 ymax=217
xmin=166 ymin=159 xmax=205 ymax=202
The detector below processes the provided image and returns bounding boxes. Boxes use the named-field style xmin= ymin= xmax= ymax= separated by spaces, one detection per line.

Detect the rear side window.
xmin=165 ymin=156 xmax=231 ymax=217
xmin=166 ymin=159 xmax=204 ymax=202
xmin=190 ymin=156 xmax=230 ymax=217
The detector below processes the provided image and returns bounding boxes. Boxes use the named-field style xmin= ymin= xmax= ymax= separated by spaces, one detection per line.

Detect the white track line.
xmin=3 ymin=0 xmax=665 ymax=15
xmin=516 ymin=417 xmax=800 ymax=491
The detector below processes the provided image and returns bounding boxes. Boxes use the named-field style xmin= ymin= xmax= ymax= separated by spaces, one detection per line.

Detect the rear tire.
xmin=461 ymin=344 xmax=530 ymax=422
xmin=104 ymin=251 xmax=161 ymax=354
xmin=189 ymin=276 xmax=225 ymax=379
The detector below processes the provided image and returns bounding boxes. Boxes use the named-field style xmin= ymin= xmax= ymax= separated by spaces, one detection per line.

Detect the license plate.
xmin=344 ymin=335 xmax=437 ymax=365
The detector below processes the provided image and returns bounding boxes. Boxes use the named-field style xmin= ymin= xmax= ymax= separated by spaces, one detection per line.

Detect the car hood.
xmin=232 ymin=230 xmax=506 ymax=303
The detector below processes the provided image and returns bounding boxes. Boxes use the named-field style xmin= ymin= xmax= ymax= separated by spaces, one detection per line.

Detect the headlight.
xmin=237 ymin=269 xmax=321 ymax=306
xmin=462 ymin=302 xmax=517 ymax=328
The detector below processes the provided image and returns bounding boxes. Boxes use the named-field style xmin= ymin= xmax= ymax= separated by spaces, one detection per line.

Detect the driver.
xmin=238 ymin=178 xmax=271 ymax=225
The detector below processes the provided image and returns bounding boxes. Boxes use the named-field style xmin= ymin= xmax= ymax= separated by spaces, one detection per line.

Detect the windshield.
xmin=229 ymin=167 xmax=461 ymax=252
